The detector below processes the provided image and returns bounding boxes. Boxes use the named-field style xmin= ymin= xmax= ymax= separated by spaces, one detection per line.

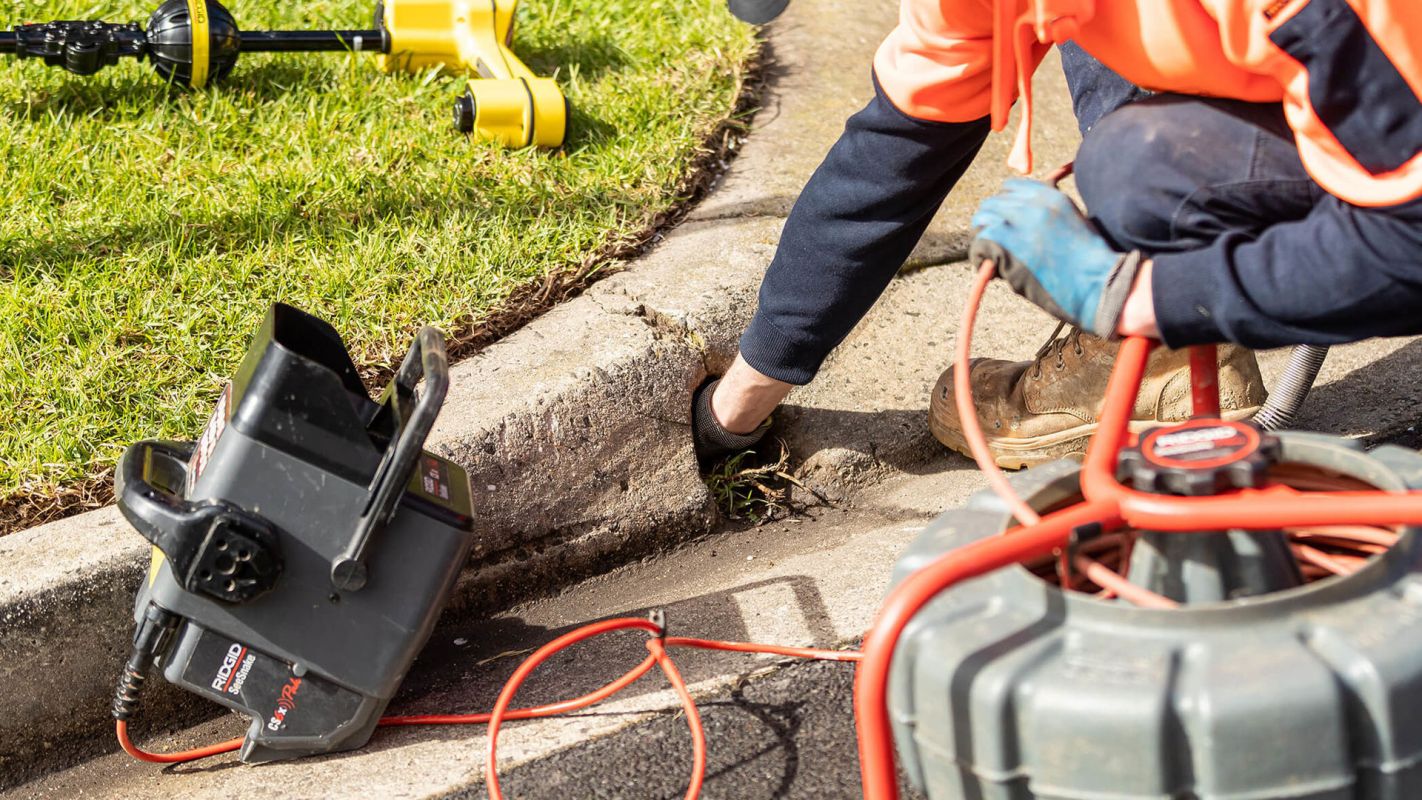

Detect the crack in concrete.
xmin=619 ymin=304 xmax=714 ymax=361
xmin=685 ymin=209 xmax=789 ymax=224
xmin=636 ymin=304 xmax=719 ymax=377
xmin=900 ymin=249 xmax=971 ymax=274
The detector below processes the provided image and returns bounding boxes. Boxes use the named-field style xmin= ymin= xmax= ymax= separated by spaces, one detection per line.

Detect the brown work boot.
xmin=929 ymin=325 xmax=1266 ymax=469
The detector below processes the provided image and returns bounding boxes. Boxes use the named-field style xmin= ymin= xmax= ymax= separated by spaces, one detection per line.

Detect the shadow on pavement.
xmin=1297 ymin=339 xmax=1422 ymax=440
xmin=181 ymin=573 xmax=850 ymax=771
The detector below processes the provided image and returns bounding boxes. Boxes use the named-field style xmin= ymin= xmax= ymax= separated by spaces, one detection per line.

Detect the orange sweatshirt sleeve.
xmin=872 ymin=0 xmax=1004 ymax=124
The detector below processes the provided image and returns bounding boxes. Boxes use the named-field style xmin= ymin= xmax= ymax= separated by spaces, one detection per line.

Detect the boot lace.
xmin=1029 ymin=322 xmax=1085 ymax=380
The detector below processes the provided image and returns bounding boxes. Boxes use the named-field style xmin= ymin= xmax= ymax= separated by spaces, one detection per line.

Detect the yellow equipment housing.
xmin=377 ymin=0 xmax=567 ymax=148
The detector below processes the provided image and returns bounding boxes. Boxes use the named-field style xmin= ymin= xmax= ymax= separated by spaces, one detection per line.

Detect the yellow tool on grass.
xmin=380 ymin=0 xmax=567 ymax=148
xmin=0 ymin=0 xmax=567 ymax=147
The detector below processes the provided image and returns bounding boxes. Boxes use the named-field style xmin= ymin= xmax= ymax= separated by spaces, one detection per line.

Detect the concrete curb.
xmin=0 ymin=224 xmax=763 ymax=784
xmin=0 ymin=0 xmax=893 ymax=784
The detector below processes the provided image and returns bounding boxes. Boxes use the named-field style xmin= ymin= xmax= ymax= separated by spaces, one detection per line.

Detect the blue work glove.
xmin=969 ymin=178 xmax=1145 ymax=339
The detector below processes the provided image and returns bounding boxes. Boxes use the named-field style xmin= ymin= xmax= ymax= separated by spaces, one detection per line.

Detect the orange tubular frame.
xmin=856 ymin=331 xmax=1422 ymax=798
xmin=1083 ymin=339 xmax=1422 ymax=530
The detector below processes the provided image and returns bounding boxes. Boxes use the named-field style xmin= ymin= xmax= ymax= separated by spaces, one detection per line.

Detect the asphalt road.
xmin=448 ymin=658 xmax=924 ymax=800
xmin=450 ymin=422 xmax=1422 ymax=800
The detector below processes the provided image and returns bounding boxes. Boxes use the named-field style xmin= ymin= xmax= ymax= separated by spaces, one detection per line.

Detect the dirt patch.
xmin=0 ymin=475 xmax=114 ymax=537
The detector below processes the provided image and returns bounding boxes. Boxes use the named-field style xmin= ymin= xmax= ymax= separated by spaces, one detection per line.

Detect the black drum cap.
xmin=147 ymin=0 xmax=242 ymax=86
xmin=727 ymin=0 xmax=790 ymax=24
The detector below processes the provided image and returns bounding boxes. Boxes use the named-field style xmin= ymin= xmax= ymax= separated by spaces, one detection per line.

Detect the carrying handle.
xmin=331 ymin=326 xmax=449 ymax=592
xmin=115 ymin=440 xmax=204 ymax=561
xmin=116 ymin=440 xmax=281 ymax=603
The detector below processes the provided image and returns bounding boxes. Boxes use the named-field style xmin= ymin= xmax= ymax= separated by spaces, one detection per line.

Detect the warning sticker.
xmin=186 ymin=383 xmax=232 ymax=496
xmin=420 ymin=455 xmax=451 ymax=501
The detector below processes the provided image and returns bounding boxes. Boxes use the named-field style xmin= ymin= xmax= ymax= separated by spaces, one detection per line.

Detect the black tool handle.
xmin=331 ymin=326 xmax=449 ymax=591
xmin=238 ymin=29 xmax=386 ymax=53
xmin=116 ymin=440 xmax=281 ymax=602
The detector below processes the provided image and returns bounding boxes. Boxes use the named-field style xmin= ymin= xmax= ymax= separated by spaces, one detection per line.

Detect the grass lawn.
xmin=0 ymin=0 xmax=757 ymax=512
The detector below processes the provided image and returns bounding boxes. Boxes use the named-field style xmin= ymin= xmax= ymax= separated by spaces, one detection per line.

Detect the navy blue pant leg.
xmin=1058 ymin=42 xmax=1153 ymax=134
xmin=1073 ymin=95 xmax=1422 ymax=348
xmin=1074 ymin=95 xmax=1323 ymax=256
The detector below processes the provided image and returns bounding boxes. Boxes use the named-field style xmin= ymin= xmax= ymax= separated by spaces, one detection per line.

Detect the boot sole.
xmin=930 ymin=406 xmax=1263 ymax=471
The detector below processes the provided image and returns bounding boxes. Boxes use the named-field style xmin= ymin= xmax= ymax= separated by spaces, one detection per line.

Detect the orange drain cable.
xmin=115 ymin=623 xmax=863 ymax=800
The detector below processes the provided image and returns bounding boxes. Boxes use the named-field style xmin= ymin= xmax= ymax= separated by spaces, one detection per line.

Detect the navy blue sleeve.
xmin=738 ymin=76 xmax=990 ymax=385
xmin=1152 ymin=195 xmax=1422 ymax=348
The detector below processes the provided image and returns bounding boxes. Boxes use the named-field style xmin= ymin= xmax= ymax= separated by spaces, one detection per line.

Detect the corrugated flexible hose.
xmin=1252 ymin=345 xmax=1329 ymax=431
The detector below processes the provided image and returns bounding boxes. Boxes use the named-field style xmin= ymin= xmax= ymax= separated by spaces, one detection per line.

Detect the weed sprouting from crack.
xmin=704 ymin=438 xmax=817 ymax=524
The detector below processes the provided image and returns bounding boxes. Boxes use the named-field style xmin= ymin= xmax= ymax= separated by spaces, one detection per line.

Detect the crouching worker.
xmin=695 ymin=0 xmax=1422 ymax=467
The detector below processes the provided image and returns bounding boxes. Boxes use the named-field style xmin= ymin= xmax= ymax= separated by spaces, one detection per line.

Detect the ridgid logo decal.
xmin=267 ymin=677 xmax=303 ymax=732
xmin=211 ymin=643 xmax=257 ymax=695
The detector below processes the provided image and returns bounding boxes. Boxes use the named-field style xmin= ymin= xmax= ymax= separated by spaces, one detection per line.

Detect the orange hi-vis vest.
xmin=874 ymin=0 xmax=1422 ymax=208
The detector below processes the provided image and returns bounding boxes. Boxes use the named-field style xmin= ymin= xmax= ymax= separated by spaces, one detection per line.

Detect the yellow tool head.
xmin=453 ymin=76 xmax=566 ymax=148
xmin=379 ymin=0 xmax=567 ymax=147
